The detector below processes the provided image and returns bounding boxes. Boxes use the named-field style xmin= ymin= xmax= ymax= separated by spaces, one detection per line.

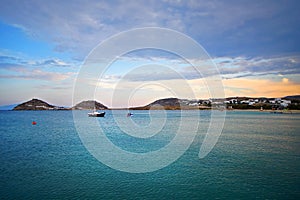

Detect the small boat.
xmin=88 ymin=111 xmax=105 ymax=117
xmin=127 ymin=112 xmax=133 ymax=117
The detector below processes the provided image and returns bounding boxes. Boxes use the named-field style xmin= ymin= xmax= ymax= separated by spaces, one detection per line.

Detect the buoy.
xmin=32 ymin=121 xmax=37 ymax=125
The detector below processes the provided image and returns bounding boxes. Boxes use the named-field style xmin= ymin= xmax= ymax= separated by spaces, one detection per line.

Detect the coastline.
xmin=4 ymin=109 xmax=300 ymax=113
xmin=6 ymin=96 xmax=300 ymax=111
xmin=225 ymin=109 xmax=300 ymax=113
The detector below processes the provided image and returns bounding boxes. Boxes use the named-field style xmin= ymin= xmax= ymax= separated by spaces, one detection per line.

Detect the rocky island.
xmin=129 ymin=98 xmax=207 ymax=110
xmin=13 ymin=99 xmax=65 ymax=110
xmin=12 ymin=99 xmax=108 ymax=110
xmin=71 ymin=100 xmax=108 ymax=110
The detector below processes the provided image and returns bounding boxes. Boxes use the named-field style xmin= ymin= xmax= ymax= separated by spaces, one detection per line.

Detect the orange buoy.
xmin=32 ymin=121 xmax=37 ymax=125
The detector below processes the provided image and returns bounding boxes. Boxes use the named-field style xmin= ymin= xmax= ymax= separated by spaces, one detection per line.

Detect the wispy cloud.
xmin=0 ymin=57 xmax=75 ymax=81
xmin=0 ymin=53 xmax=75 ymax=68
xmin=92 ymin=54 xmax=300 ymax=82
xmin=34 ymin=59 xmax=71 ymax=67
xmin=1 ymin=0 xmax=299 ymax=57
xmin=0 ymin=66 xmax=74 ymax=81
xmin=215 ymin=55 xmax=300 ymax=79
xmin=0 ymin=55 xmax=20 ymax=62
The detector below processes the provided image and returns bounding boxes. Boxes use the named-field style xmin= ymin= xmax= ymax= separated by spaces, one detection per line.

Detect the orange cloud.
xmin=223 ymin=78 xmax=300 ymax=97
xmin=282 ymin=78 xmax=289 ymax=84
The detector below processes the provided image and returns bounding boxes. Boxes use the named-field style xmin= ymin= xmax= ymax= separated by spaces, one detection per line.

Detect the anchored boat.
xmin=88 ymin=111 xmax=105 ymax=117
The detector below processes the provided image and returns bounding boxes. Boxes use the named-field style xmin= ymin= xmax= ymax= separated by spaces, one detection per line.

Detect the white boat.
xmin=88 ymin=111 xmax=105 ymax=117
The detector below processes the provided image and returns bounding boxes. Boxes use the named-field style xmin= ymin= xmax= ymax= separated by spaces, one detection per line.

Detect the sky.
xmin=0 ymin=0 xmax=299 ymax=107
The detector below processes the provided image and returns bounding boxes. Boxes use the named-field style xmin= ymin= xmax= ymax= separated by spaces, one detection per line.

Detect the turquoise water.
xmin=0 ymin=110 xmax=299 ymax=199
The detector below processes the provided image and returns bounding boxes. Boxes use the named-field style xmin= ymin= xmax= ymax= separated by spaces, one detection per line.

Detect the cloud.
xmin=34 ymin=84 xmax=73 ymax=91
xmin=0 ymin=68 xmax=73 ymax=81
xmin=1 ymin=0 xmax=299 ymax=106
xmin=0 ymin=62 xmax=74 ymax=81
xmin=91 ymin=54 xmax=300 ymax=82
xmin=0 ymin=55 xmax=20 ymax=62
xmin=1 ymin=0 xmax=179 ymax=56
xmin=214 ymin=55 xmax=300 ymax=79
xmin=0 ymin=62 xmax=22 ymax=70
xmin=0 ymin=0 xmax=299 ymax=57
xmin=282 ymin=78 xmax=289 ymax=84
xmin=223 ymin=78 xmax=300 ymax=98
xmin=34 ymin=59 xmax=70 ymax=67
xmin=0 ymin=52 xmax=74 ymax=67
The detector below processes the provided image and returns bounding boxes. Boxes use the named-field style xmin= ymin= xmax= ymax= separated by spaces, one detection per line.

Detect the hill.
xmin=283 ymin=95 xmax=300 ymax=100
xmin=13 ymin=99 xmax=65 ymax=110
xmin=129 ymin=98 xmax=202 ymax=110
xmin=72 ymin=100 xmax=108 ymax=110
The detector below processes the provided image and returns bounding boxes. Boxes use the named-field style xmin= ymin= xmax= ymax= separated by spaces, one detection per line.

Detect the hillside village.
xmin=129 ymin=96 xmax=300 ymax=110
xmin=223 ymin=97 xmax=292 ymax=109
xmin=180 ymin=96 xmax=299 ymax=110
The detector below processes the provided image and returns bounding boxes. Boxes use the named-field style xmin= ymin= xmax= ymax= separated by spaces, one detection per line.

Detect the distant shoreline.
xmin=3 ymin=95 xmax=300 ymax=111
xmin=226 ymin=109 xmax=300 ymax=113
xmin=4 ymin=109 xmax=300 ymax=114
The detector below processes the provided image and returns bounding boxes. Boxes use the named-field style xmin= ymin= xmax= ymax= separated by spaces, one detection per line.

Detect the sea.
xmin=0 ymin=110 xmax=299 ymax=199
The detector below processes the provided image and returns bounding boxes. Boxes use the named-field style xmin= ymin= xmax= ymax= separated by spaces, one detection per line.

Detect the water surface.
xmin=0 ymin=110 xmax=299 ymax=199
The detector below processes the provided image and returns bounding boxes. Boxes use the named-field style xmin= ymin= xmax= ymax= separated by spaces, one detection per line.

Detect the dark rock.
xmin=72 ymin=100 xmax=108 ymax=110
xmin=130 ymin=98 xmax=182 ymax=110
xmin=13 ymin=99 xmax=57 ymax=110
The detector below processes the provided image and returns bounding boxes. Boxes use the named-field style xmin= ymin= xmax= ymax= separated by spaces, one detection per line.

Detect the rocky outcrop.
xmin=13 ymin=99 xmax=64 ymax=110
xmin=130 ymin=98 xmax=189 ymax=110
xmin=72 ymin=100 xmax=108 ymax=110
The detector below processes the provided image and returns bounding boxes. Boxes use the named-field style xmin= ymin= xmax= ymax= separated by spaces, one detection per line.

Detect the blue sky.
xmin=0 ymin=0 xmax=299 ymax=107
